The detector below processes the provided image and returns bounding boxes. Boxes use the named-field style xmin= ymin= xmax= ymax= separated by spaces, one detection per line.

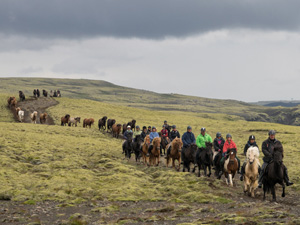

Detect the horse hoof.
xmin=282 ymin=193 xmax=285 ymax=197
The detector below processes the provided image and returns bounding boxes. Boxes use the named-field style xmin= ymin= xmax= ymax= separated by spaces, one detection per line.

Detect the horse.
xmin=166 ymin=137 xmax=182 ymax=171
xmin=149 ymin=137 xmax=161 ymax=166
xmin=42 ymin=90 xmax=48 ymax=97
xmin=40 ymin=113 xmax=48 ymax=124
xmin=36 ymin=89 xmax=40 ymax=97
xmin=141 ymin=135 xmax=150 ymax=165
xmin=16 ymin=107 xmax=24 ymax=122
xmin=68 ymin=117 xmax=81 ymax=127
xmin=33 ymin=89 xmax=37 ymax=98
xmin=98 ymin=116 xmax=107 ymax=131
xmin=7 ymin=97 xmax=15 ymax=107
xmin=182 ymin=144 xmax=198 ymax=172
xmin=123 ymin=136 xmax=133 ymax=160
xmin=196 ymin=142 xmax=213 ymax=177
xmin=83 ymin=118 xmax=95 ymax=128
xmin=132 ymin=135 xmax=143 ymax=163
xmin=213 ymin=151 xmax=223 ymax=177
xmin=107 ymin=119 xmax=116 ymax=133
xmin=57 ymin=90 xmax=61 ymax=97
xmin=19 ymin=91 xmax=25 ymax=101
xmin=263 ymin=142 xmax=285 ymax=202
xmin=122 ymin=123 xmax=127 ymax=134
xmin=159 ymin=132 xmax=170 ymax=155
xmin=224 ymin=148 xmax=239 ymax=187
xmin=243 ymin=146 xmax=260 ymax=198
xmin=127 ymin=119 xmax=136 ymax=131
xmin=31 ymin=111 xmax=38 ymax=124
xmin=112 ymin=123 xmax=122 ymax=138
xmin=61 ymin=114 xmax=70 ymax=126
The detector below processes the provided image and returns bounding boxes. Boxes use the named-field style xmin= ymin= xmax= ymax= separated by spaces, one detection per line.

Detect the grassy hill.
xmin=2 ymin=77 xmax=300 ymax=126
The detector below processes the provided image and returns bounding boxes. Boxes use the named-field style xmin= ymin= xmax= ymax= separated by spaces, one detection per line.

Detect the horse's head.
xmin=247 ymin=147 xmax=259 ymax=165
xmin=103 ymin=116 xmax=107 ymax=121
xmin=190 ymin=143 xmax=198 ymax=152
xmin=228 ymin=148 xmax=237 ymax=162
xmin=273 ymin=143 xmax=283 ymax=165
xmin=76 ymin=117 xmax=81 ymax=123
xmin=132 ymin=119 xmax=136 ymax=125
xmin=153 ymin=137 xmax=161 ymax=149
xmin=112 ymin=119 xmax=116 ymax=125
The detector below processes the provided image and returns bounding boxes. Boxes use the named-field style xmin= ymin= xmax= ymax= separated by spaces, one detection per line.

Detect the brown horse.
xmin=7 ymin=97 xmax=17 ymax=108
xmin=224 ymin=148 xmax=239 ymax=187
xmin=112 ymin=123 xmax=122 ymax=138
xmin=40 ymin=113 xmax=48 ymax=124
xmin=142 ymin=135 xmax=150 ymax=165
xmin=159 ymin=132 xmax=170 ymax=155
xmin=166 ymin=137 xmax=182 ymax=171
xmin=61 ymin=114 xmax=70 ymax=126
xmin=98 ymin=116 xmax=107 ymax=131
xmin=122 ymin=123 xmax=127 ymax=134
xmin=149 ymin=137 xmax=161 ymax=166
xmin=83 ymin=118 xmax=95 ymax=128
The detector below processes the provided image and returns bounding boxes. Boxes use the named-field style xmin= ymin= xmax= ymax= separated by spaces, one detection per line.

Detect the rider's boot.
xmin=284 ymin=166 xmax=294 ymax=186
xmin=147 ymin=145 xmax=153 ymax=157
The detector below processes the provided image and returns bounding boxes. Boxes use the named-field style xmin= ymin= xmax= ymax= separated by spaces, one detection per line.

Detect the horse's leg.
xmin=204 ymin=165 xmax=207 ymax=177
xmin=281 ymin=183 xmax=286 ymax=198
xmin=263 ymin=184 xmax=267 ymax=201
xmin=172 ymin=158 xmax=175 ymax=169
xmin=197 ymin=163 xmax=201 ymax=177
xmin=271 ymin=185 xmax=276 ymax=202
xmin=208 ymin=165 xmax=211 ymax=177
xmin=229 ymin=173 xmax=233 ymax=187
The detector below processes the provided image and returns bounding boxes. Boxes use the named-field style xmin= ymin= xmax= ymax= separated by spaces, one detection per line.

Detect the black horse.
xmin=182 ymin=144 xmax=198 ymax=172
xmin=196 ymin=142 xmax=213 ymax=177
xmin=127 ymin=119 xmax=136 ymax=131
xmin=33 ymin=89 xmax=37 ymax=98
xmin=36 ymin=89 xmax=40 ymax=97
xmin=43 ymin=89 xmax=48 ymax=97
xmin=263 ymin=142 xmax=285 ymax=202
xmin=132 ymin=135 xmax=143 ymax=163
xmin=98 ymin=116 xmax=108 ymax=131
xmin=19 ymin=91 xmax=25 ymax=101
xmin=123 ymin=137 xmax=133 ymax=160
xmin=107 ymin=119 xmax=116 ymax=133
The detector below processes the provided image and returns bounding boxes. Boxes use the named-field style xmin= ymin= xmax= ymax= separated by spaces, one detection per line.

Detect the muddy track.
xmin=11 ymin=97 xmax=58 ymax=125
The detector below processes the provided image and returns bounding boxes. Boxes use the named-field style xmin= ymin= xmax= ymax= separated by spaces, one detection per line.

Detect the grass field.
xmin=1 ymin=84 xmax=300 ymax=224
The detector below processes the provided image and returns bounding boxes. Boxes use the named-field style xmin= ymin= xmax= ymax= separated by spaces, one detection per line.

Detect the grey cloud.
xmin=0 ymin=0 xmax=300 ymax=39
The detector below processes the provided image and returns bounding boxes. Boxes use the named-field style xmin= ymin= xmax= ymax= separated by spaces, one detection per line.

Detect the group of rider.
xmin=123 ymin=121 xmax=293 ymax=187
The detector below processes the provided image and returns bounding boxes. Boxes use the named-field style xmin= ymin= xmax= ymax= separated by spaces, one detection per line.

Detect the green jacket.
xmin=196 ymin=133 xmax=212 ymax=148
xmin=133 ymin=130 xmax=142 ymax=139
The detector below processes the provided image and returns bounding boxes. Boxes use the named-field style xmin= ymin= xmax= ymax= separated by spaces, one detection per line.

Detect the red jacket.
xmin=222 ymin=140 xmax=237 ymax=153
xmin=161 ymin=129 xmax=168 ymax=137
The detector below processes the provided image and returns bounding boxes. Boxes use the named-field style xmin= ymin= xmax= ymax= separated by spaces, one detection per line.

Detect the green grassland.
xmin=1 ymin=77 xmax=300 ymax=126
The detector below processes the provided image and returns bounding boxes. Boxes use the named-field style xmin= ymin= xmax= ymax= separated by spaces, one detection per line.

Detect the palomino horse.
xmin=263 ymin=142 xmax=285 ymax=202
xmin=16 ymin=107 xmax=24 ymax=122
xmin=83 ymin=118 xmax=95 ymax=128
xmin=196 ymin=142 xmax=213 ymax=177
xmin=31 ymin=111 xmax=38 ymax=124
xmin=243 ymin=146 xmax=260 ymax=197
xmin=166 ymin=137 xmax=182 ymax=171
xmin=149 ymin=137 xmax=161 ymax=166
xmin=61 ymin=114 xmax=70 ymax=126
xmin=224 ymin=148 xmax=239 ymax=187
xmin=112 ymin=124 xmax=122 ymax=138
xmin=182 ymin=144 xmax=198 ymax=173
xmin=40 ymin=113 xmax=48 ymax=124
xmin=68 ymin=117 xmax=81 ymax=127
xmin=98 ymin=116 xmax=107 ymax=131
xmin=141 ymin=135 xmax=150 ymax=165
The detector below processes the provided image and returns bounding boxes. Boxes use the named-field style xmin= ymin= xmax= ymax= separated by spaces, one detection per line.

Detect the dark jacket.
xmin=123 ymin=130 xmax=133 ymax=140
xmin=243 ymin=141 xmax=259 ymax=156
xmin=170 ymin=130 xmax=180 ymax=141
xmin=213 ymin=137 xmax=225 ymax=152
xmin=141 ymin=131 xmax=147 ymax=141
xmin=262 ymin=138 xmax=281 ymax=163
xmin=182 ymin=131 xmax=196 ymax=148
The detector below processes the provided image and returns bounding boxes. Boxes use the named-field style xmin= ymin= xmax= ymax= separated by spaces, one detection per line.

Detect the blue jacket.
xmin=182 ymin=131 xmax=196 ymax=148
xmin=150 ymin=132 xmax=159 ymax=143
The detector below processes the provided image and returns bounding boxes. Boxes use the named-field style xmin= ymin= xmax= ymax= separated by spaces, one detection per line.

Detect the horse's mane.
xmin=227 ymin=148 xmax=237 ymax=154
xmin=246 ymin=146 xmax=259 ymax=159
xmin=143 ymin=135 xmax=150 ymax=144
xmin=153 ymin=137 xmax=161 ymax=146
xmin=171 ymin=138 xmax=182 ymax=149
xmin=274 ymin=142 xmax=283 ymax=153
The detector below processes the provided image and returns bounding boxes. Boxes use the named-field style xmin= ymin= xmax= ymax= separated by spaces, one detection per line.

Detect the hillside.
xmin=2 ymin=77 xmax=300 ymax=126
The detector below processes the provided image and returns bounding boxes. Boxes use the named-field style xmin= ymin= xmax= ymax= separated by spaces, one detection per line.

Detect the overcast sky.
xmin=1 ymin=0 xmax=300 ymax=102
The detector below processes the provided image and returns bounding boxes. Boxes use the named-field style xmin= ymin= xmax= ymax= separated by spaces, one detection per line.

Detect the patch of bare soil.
xmin=12 ymin=97 xmax=58 ymax=125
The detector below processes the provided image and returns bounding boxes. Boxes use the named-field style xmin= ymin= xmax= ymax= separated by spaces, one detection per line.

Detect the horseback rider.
xmin=122 ymin=126 xmax=133 ymax=154
xmin=240 ymin=135 xmax=260 ymax=181
xmin=161 ymin=125 xmax=169 ymax=145
xmin=147 ymin=126 xmax=160 ymax=156
xmin=258 ymin=130 xmax=293 ymax=188
xmin=163 ymin=120 xmax=171 ymax=137
xmin=147 ymin=126 xmax=152 ymax=135
xmin=218 ymin=134 xmax=241 ymax=178
xmin=213 ymin=132 xmax=225 ymax=166
xmin=181 ymin=126 xmax=196 ymax=165
xmin=196 ymin=127 xmax=213 ymax=149
xmin=141 ymin=126 xmax=148 ymax=141
xmin=169 ymin=125 xmax=180 ymax=142
xmin=133 ymin=125 xmax=142 ymax=142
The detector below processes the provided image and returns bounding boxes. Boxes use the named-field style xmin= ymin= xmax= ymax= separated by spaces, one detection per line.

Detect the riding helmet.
xmin=226 ymin=133 xmax=232 ymax=138
xmin=187 ymin=126 xmax=192 ymax=130
xmin=172 ymin=125 xmax=176 ymax=129
xmin=201 ymin=127 xmax=206 ymax=132
xmin=162 ymin=125 xmax=165 ymax=128
xmin=152 ymin=126 xmax=156 ymax=129
xmin=216 ymin=132 xmax=221 ymax=137
xmin=269 ymin=130 xmax=276 ymax=135
xmin=143 ymin=126 xmax=147 ymax=129
xmin=136 ymin=125 xmax=140 ymax=129
xmin=148 ymin=126 xmax=151 ymax=129
xmin=249 ymin=135 xmax=255 ymax=140
xmin=164 ymin=120 xmax=167 ymax=123
xmin=127 ymin=125 xmax=131 ymax=129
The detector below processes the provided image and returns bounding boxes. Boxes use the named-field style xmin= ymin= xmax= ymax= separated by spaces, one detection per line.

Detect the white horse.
xmin=68 ymin=117 xmax=81 ymax=127
xmin=30 ymin=111 xmax=38 ymax=124
xmin=18 ymin=110 xmax=24 ymax=122
xmin=244 ymin=146 xmax=260 ymax=197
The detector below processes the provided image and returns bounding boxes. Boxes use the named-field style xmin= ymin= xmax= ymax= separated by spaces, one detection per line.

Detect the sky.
xmin=1 ymin=0 xmax=300 ymax=102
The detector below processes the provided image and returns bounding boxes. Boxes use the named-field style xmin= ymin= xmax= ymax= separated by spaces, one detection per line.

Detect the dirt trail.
xmin=12 ymin=97 xmax=58 ymax=125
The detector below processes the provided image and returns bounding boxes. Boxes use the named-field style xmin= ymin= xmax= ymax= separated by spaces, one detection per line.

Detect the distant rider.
xmin=213 ymin=132 xmax=225 ymax=166
xmin=147 ymin=126 xmax=160 ymax=156
xmin=196 ymin=127 xmax=213 ymax=149
xmin=181 ymin=126 xmax=196 ymax=165
xmin=133 ymin=125 xmax=142 ymax=142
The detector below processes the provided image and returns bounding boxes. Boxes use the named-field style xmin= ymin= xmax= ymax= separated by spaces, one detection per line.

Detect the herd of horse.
xmin=7 ymin=94 xmax=287 ymax=202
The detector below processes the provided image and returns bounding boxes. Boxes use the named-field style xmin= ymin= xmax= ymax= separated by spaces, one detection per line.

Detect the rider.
xmin=181 ymin=126 xmax=196 ymax=165
xmin=218 ymin=134 xmax=240 ymax=178
xmin=147 ymin=126 xmax=152 ymax=135
xmin=133 ymin=125 xmax=142 ymax=142
xmin=196 ymin=127 xmax=213 ymax=149
xmin=141 ymin=126 xmax=148 ymax=141
xmin=147 ymin=126 xmax=160 ymax=156
xmin=122 ymin=126 xmax=133 ymax=153
xmin=240 ymin=135 xmax=260 ymax=181
xmin=161 ymin=125 xmax=169 ymax=145
xmin=213 ymin=132 xmax=225 ymax=166
xmin=163 ymin=120 xmax=171 ymax=137
xmin=258 ymin=130 xmax=293 ymax=188
xmin=169 ymin=125 xmax=180 ymax=142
